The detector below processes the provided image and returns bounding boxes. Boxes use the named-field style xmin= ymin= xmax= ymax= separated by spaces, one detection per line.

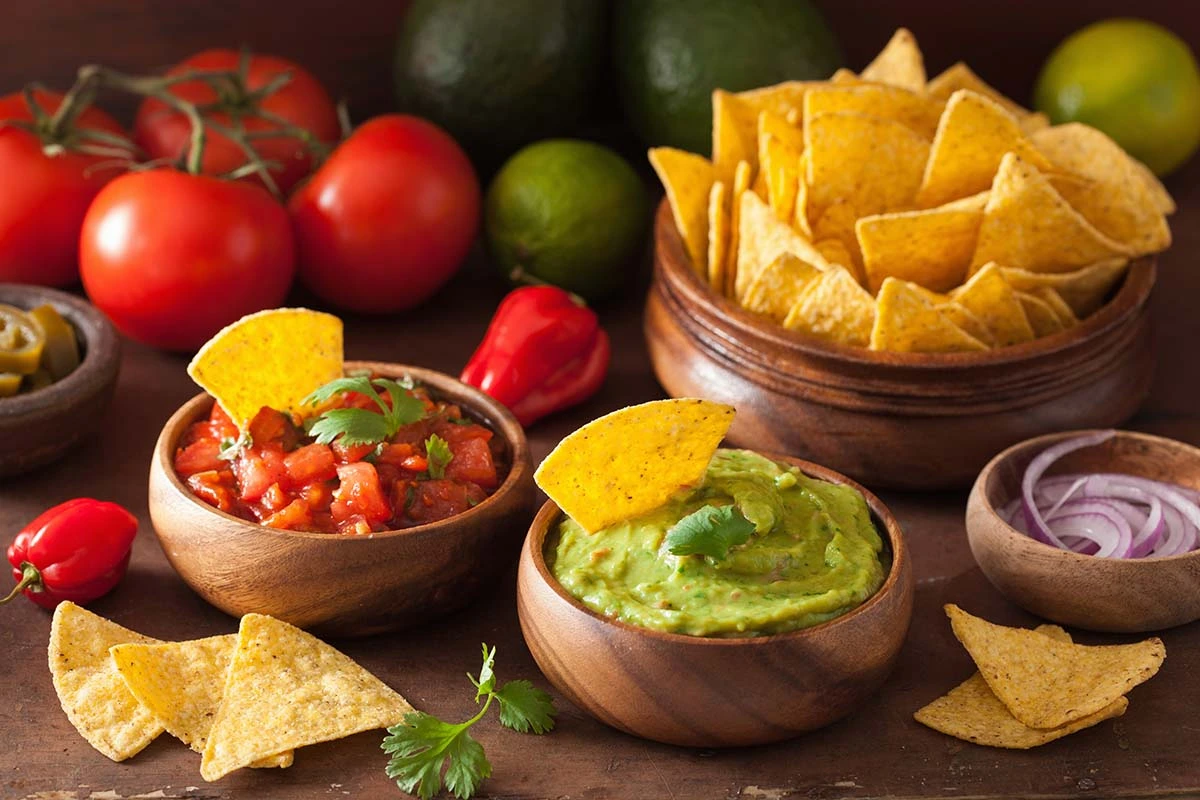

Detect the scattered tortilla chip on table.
xmin=200 ymin=614 xmax=414 ymax=782
xmin=870 ymin=278 xmax=988 ymax=353
xmin=534 ymin=398 xmax=735 ymax=533
xmin=187 ymin=308 xmax=343 ymax=431
xmin=111 ymin=635 xmax=292 ymax=768
xmin=916 ymin=89 xmax=1055 ymax=209
xmin=999 ymin=259 xmax=1129 ymax=318
xmin=951 ymin=263 xmax=1035 ymax=346
xmin=48 ymin=602 xmax=164 ymax=762
xmin=945 ymin=604 xmax=1165 ymax=730
xmin=783 ymin=265 xmax=876 ymax=347
xmin=860 ymin=27 xmax=926 ymax=92
xmin=741 ymin=253 xmax=823 ymax=322
xmin=970 ymin=153 xmax=1131 ymax=275
xmin=649 ymin=147 xmax=714 ymax=276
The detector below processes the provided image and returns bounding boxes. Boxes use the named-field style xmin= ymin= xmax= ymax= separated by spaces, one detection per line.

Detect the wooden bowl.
xmin=645 ymin=200 xmax=1156 ymax=490
xmin=967 ymin=429 xmax=1200 ymax=632
xmin=0 ymin=284 xmax=120 ymax=478
xmin=148 ymin=362 xmax=536 ymax=638
xmin=516 ymin=455 xmax=913 ymax=747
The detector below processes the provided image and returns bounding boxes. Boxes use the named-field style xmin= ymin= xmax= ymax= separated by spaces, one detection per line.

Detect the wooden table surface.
xmin=2 ymin=167 xmax=1199 ymax=800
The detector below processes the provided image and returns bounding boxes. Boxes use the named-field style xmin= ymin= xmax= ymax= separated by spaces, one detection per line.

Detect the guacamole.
xmin=547 ymin=449 xmax=887 ymax=637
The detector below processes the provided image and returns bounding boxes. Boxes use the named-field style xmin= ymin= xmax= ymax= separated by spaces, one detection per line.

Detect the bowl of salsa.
xmin=149 ymin=361 xmax=536 ymax=637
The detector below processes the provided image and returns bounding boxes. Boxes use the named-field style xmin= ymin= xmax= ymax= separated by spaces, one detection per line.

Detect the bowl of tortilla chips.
xmin=644 ymin=29 xmax=1169 ymax=490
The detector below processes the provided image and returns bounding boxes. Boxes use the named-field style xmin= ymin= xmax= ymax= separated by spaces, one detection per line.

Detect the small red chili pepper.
xmin=461 ymin=286 xmax=609 ymax=426
xmin=2 ymin=498 xmax=138 ymax=610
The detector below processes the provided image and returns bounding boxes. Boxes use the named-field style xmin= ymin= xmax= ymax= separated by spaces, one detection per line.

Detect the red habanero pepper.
xmin=460 ymin=286 xmax=609 ymax=426
xmin=2 ymin=499 xmax=138 ymax=610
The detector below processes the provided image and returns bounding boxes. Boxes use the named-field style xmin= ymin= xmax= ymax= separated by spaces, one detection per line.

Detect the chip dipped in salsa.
xmin=174 ymin=375 xmax=504 ymax=535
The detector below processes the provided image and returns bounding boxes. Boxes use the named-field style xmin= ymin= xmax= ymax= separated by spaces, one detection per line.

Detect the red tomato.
xmin=79 ymin=169 xmax=294 ymax=351
xmin=0 ymin=89 xmax=130 ymax=286
xmin=134 ymin=49 xmax=339 ymax=196
xmin=289 ymin=114 xmax=480 ymax=313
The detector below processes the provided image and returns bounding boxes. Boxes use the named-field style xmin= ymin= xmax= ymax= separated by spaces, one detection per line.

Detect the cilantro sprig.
xmin=424 ymin=434 xmax=453 ymax=479
xmin=382 ymin=644 xmax=556 ymax=800
xmin=302 ymin=376 xmax=426 ymax=447
xmin=664 ymin=504 xmax=756 ymax=560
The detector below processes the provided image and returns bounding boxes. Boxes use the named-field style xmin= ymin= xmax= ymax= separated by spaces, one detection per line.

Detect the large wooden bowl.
xmin=0 ymin=284 xmax=120 ymax=478
xmin=516 ymin=455 xmax=913 ymax=747
xmin=645 ymin=200 xmax=1156 ymax=490
xmin=967 ymin=429 xmax=1200 ymax=633
xmin=148 ymin=362 xmax=536 ymax=638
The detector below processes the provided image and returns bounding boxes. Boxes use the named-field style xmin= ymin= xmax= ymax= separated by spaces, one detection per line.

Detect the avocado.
xmin=614 ymin=0 xmax=843 ymax=154
xmin=394 ymin=0 xmax=607 ymax=166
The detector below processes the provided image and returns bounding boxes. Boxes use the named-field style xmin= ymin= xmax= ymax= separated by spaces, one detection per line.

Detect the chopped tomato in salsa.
xmin=175 ymin=383 xmax=503 ymax=534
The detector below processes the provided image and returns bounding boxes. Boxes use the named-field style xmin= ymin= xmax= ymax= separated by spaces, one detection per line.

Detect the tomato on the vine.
xmin=80 ymin=169 xmax=294 ymax=352
xmin=0 ymin=89 xmax=130 ymax=287
xmin=134 ymin=49 xmax=339 ymax=196
xmin=289 ymin=114 xmax=480 ymax=313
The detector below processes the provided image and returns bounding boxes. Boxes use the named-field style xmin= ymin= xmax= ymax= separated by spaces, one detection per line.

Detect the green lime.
xmin=485 ymin=140 xmax=650 ymax=301
xmin=1034 ymin=18 xmax=1200 ymax=176
xmin=393 ymin=0 xmax=606 ymax=166
xmin=614 ymin=0 xmax=842 ymax=154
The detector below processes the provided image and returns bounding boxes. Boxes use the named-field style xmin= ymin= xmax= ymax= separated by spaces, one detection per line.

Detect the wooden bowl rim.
xmin=152 ymin=361 xmax=532 ymax=543
xmin=0 ymin=284 xmax=120 ymax=418
xmin=973 ymin=428 xmax=1200 ymax=566
xmin=654 ymin=198 xmax=1156 ymax=370
xmin=524 ymin=452 xmax=909 ymax=646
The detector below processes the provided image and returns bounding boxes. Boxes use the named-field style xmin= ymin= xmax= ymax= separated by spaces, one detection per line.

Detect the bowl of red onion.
xmin=966 ymin=429 xmax=1200 ymax=633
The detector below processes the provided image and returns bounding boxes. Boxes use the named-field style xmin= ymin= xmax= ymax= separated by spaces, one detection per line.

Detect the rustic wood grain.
xmin=148 ymin=362 xmax=535 ymax=638
xmin=967 ymin=429 xmax=1200 ymax=632
xmin=517 ymin=457 xmax=913 ymax=748
xmin=1 ymin=1 xmax=1199 ymax=798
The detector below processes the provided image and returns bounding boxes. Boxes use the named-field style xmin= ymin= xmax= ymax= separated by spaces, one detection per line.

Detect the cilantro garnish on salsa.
xmin=174 ymin=375 xmax=504 ymax=535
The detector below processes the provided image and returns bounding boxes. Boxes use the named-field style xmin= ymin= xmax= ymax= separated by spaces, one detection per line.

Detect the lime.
xmin=1034 ymin=18 xmax=1200 ymax=176
xmin=485 ymin=140 xmax=650 ymax=301
xmin=615 ymin=0 xmax=842 ymax=154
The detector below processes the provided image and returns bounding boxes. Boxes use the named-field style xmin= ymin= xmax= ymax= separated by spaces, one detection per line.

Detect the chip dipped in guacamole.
xmin=547 ymin=448 xmax=886 ymax=637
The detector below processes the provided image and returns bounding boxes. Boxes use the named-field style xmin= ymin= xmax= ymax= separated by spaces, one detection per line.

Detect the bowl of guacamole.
xmin=516 ymin=449 xmax=913 ymax=747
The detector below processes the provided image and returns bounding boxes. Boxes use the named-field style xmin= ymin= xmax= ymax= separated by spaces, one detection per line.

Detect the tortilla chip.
xmin=649 ymin=147 xmax=714 ymax=275
xmin=737 ymin=81 xmax=818 ymax=120
xmin=707 ymin=180 xmax=730 ymax=295
xmin=926 ymin=62 xmax=1031 ymax=120
xmin=945 ymin=604 xmax=1165 ymax=729
xmin=187 ymin=309 xmax=342 ymax=431
xmin=713 ymin=90 xmax=758 ymax=181
xmin=758 ymin=108 xmax=806 ymax=153
xmin=1032 ymin=286 xmax=1079 ymax=328
xmin=814 ymin=237 xmax=856 ymax=272
xmin=761 ymin=134 xmax=802 ymax=223
xmin=811 ymin=200 xmax=865 ymax=283
xmin=794 ymin=150 xmax=813 ymax=237
xmin=805 ymin=111 xmax=930 ymax=219
xmin=726 ymin=160 xmax=754 ymax=297
xmin=902 ymin=284 xmax=994 ymax=345
xmin=951 ymin=263 xmax=1034 ymax=346
xmin=870 ymin=278 xmax=989 ymax=353
xmin=804 ymin=84 xmax=944 ymax=139
xmin=830 ymin=68 xmax=861 ymax=85
xmin=736 ymin=191 xmax=829 ymax=301
xmin=1020 ymin=112 xmax=1051 ymax=134
xmin=1129 ymin=156 xmax=1176 ymax=215
xmin=49 ymin=602 xmax=164 ymax=762
xmin=857 ymin=203 xmax=983 ymax=293
xmin=1015 ymin=291 xmax=1065 ymax=337
xmin=970 ymin=153 xmax=1131 ymax=274
xmin=783 ymin=265 xmax=876 ymax=347
xmin=742 ymin=252 xmax=823 ymax=322
xmin=1032 ymin=124 xmax=1172 ymax=255
xmin=861 ymin=28 xmax=926 ymax=92
xmin=998 ymin=259 xmax=1129 ymax=318
xmin=200 ymin=614 xmax=413 ymax=782
xmin=916 ymin=90 xmax=1056 ymax=209
xmin=534 ymin=399 xmax=735 ymax=533
xmin=110 ymin=635 xmax=292 ymax=768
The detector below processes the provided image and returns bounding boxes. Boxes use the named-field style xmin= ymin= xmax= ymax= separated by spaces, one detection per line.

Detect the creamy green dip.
xmin=547 ymin=449 xmax=887 ymax=637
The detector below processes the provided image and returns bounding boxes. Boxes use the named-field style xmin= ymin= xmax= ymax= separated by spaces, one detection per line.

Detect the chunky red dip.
xmin=174 ymin=383 xmax=503 ymax=534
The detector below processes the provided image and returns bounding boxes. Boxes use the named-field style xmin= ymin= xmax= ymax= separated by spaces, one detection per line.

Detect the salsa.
xmin=174 ymin=381 xmax=504 ymax=534
xmin=548 ymin=449 xmax=886 ymax=637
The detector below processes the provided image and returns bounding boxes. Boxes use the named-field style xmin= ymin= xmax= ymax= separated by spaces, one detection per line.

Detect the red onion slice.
xmin=1021 ymin=431 xmax=1116 ymax=549
xmin=1044 ymin=502 xmax=1131 ymax=558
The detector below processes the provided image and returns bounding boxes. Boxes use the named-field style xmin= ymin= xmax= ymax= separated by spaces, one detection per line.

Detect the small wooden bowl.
xmin=148 ymin=362 xmax=536 ymax=638
xmin=967 ymin=429 xmax=1200 ymax=632
xmin=516 ymin=455 xmax=914 ymax=747
xmin=0 ymin=284 xmax=121 ymax=478
xmin=645 ymin=200 xmax=1156 ymax=490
